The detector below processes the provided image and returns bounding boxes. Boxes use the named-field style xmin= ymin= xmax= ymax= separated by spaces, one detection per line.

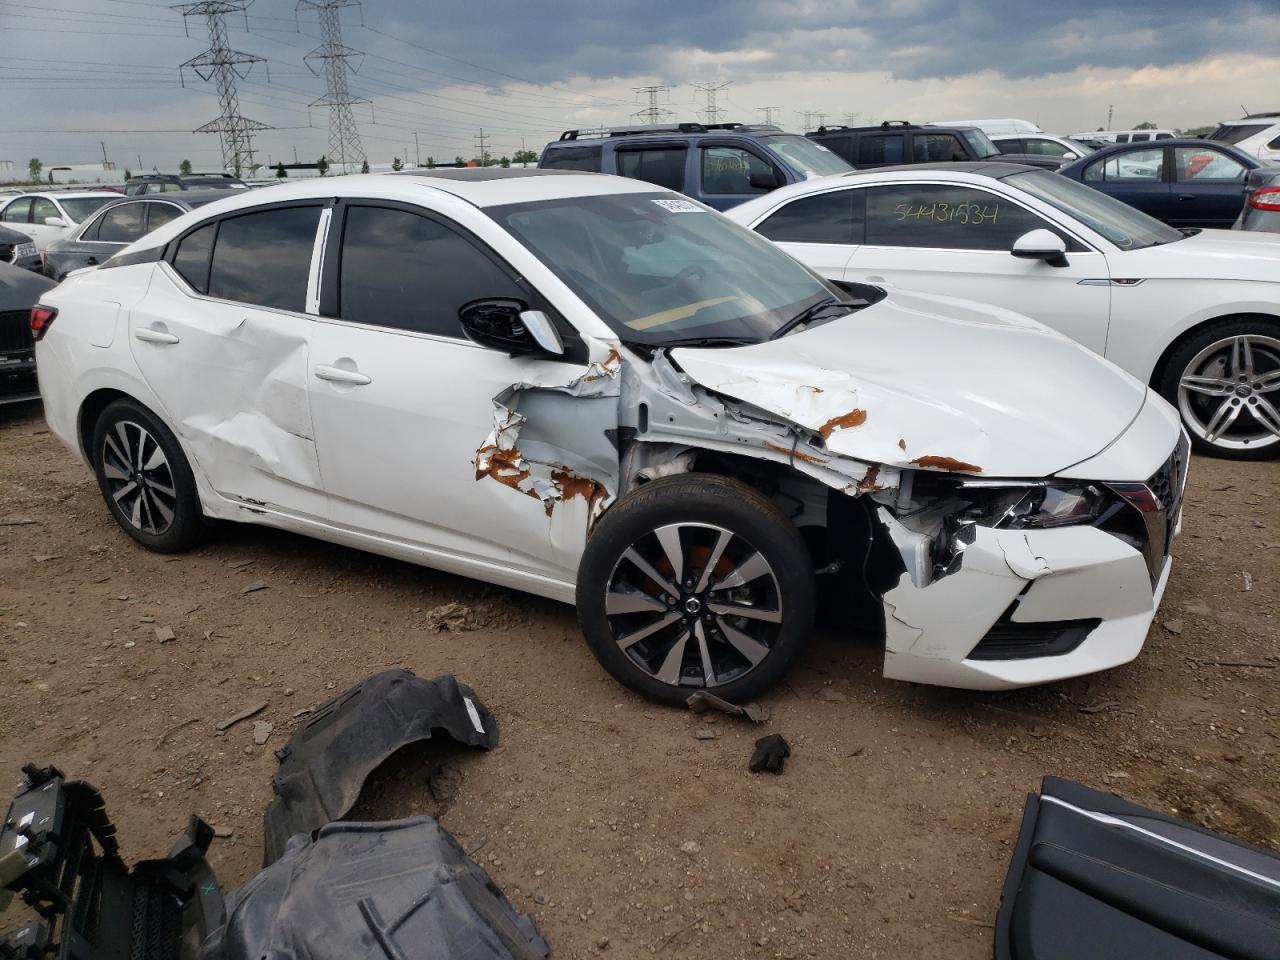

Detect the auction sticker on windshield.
xmin=652 ymin=198 xmax=705 ymax=213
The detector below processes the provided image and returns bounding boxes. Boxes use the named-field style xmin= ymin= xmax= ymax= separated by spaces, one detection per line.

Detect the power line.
xmin=298 ymin=0 xmax=368 ymax=171
xmin=175 ymin=0 xmax=273 ymax=175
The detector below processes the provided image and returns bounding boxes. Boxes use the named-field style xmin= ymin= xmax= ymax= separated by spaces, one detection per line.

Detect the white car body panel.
xmin=726 ymin=168 xmax=1280 ymax=386
xmin=0 ymin=192 xmax=120 ymax=252
xmin=35 ymin=171 xmax=1184 ymax=691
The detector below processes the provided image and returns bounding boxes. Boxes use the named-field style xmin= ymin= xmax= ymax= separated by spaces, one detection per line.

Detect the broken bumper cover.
xmin=882 ymin=523 xmax=1172 ymax=690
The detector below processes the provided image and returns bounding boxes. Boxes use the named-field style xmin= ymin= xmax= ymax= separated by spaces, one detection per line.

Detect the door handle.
xmin=314 ymin=364 xmax=372 ymax=386
xmin=133 ymin=326 xmax=179 ymax=344
xmin=1177 ymin=194 xmax=1197 ymax=201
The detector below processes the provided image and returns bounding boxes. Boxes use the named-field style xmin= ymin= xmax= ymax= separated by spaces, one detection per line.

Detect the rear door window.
xmin=615 ymin=147 xmax=687 ymax=191
xmin=857 ymin=135 xmax=905 ymax=165
xmin=96 ymin=203 xmax=147 ymax=243
xmin=1174 ymin=147 xmax=1247 ymax=182
xmin=864 ymin=183 xmax=1068 ymax=251
xmin=146 ymin=203 xmax=184 ymax=231
xmin=206 ymin=205 xmax=323 ymax=311
xmin=336 ymin=204 xmax=526 ymax=339
xmin=994 ymin=139 xmax=1024 ymax=155
xmin=757 ymin=190 xmax=864 ymax=244
xmin=540 ymin=144 xmax=603 ymax=172
xmin=1 ymin=198 xmax=32 ymax=224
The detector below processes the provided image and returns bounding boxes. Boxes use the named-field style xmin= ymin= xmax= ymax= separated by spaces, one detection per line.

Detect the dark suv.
xmin=124 ymin=173 xmax=248 ymax=196
xmin=538 ymin=122 xmax=853 ymax=209
xmin=805 ymin=121 xmax=1006 ymax=168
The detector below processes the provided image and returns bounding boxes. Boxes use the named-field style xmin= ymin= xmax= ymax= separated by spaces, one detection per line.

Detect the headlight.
xmin=951 ymin=480 xmax=1110 ymax=529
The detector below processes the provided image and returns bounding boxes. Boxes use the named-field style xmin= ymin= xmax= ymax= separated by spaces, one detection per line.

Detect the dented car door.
xmin=307 ymin=201 xmax=616 ymax=584
xmin=129 ymin=204 xmax=328 ymax=519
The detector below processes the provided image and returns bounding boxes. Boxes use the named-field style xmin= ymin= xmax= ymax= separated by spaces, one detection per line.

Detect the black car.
xmin=0 ymin=224 xmax=40 ymax=273
xmin=124 ymin=172 xmax=248 ymax=196
xmin=806 ymin=121 xmax=1010 ymax=167
xmin=43 ymin=191 xmax=237 ymax=281
xmin=0 ymin=262 xmax=55 ymax=404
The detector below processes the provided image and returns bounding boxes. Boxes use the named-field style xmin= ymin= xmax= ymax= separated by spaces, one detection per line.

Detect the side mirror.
xmin=460 ymin=299 xmax=564 ymax=356
xmin=1011 ymin=229 xmax=1069 ymax=268
xmin=43 ymin=217 xmax=68 ymax=227
xmin=748 ymin=170 xmax=779 ymax=190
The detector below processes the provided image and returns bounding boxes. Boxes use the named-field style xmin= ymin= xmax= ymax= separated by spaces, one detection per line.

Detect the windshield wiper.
xmin=768 ymin=297 xmax=851 ymax=341
xmin=658 ymin=335 xmax=761 ymax=348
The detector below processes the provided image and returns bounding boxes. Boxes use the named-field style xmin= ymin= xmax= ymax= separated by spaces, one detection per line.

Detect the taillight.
xmin=1248 ymin=187 xmax=1280 ymax=212
xmin=30 ymin=305 xmax=57 ymax=341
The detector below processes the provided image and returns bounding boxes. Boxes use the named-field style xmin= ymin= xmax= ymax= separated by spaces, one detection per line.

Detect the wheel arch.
xmin=1148 ymin=311 xmax=1280 ymax=390
xmin=77 ymin=387 xmax=133 ymax=461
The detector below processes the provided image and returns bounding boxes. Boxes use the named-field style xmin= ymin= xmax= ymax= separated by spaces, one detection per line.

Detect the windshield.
xmin=761 ymin=135 xmax=853 ymax=178
xmin=58 ymin=197 xmax=116 ymax=223
xmin=960 ymin=129 xmax=1002 ymax=159
xmin=1005 ymin=170 xmax=1184 ymax=251
xmin=489 ymin=192 xmax=842 ymax=345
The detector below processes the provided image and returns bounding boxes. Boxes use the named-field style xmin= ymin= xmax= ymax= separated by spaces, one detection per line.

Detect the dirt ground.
xmin=1 ymin=398 xmax=1277 ymax=959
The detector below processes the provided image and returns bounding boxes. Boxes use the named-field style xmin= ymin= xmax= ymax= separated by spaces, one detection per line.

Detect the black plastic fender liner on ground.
xmin=199 ymin=817 xmax=550 ymax=960
xmin=995 ymin=777 xmax=1280 ymax=960
xmin=262 ymin=671 xmax=498 ymax=866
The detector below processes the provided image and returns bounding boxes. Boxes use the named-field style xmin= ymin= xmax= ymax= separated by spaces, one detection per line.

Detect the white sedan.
xmin=726 ymin=163 xmax=1280 ymax=459
xmin=34 ymin=170 xmax=1182 ymax=699
xmin=0 ymin=191 xmax=120 ymax=253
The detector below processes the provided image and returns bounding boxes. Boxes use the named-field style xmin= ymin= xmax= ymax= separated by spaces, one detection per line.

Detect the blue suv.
xmin=538 ymin=122 xmax=853 ymax=210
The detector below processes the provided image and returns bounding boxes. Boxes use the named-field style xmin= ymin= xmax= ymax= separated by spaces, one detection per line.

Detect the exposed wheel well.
xmin=1148 ymin=312 xmax=1280 ymax=389
xmin=77 ymin=388 xmax=131 ymax=460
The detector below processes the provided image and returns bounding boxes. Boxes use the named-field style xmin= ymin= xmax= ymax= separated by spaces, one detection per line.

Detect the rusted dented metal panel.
xmin=818 ymin=409 xmax=867 ymax=438
xmin=911 ymin=455 xmax=983 ymax=474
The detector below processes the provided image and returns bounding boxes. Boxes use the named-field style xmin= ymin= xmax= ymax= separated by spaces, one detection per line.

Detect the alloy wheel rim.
xmin=1177 ymin=334 xmax=1280 ymax=451
xmin=101 ymin=420 xmax=177 ymax=536
xmin=604 ymin=522 xmax=782 ymax=689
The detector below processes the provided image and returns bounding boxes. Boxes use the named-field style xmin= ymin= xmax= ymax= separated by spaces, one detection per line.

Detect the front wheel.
xmin=576 ymin=474 xmax=815 ymax=706
xmin=1159 ymin=320 xmax=1280 ymax=460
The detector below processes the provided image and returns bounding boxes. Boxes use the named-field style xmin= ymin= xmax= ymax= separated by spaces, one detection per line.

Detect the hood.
xmin=670 ymin=289 xmax=1147 ymax=478
xmin=1118 ymin=228 xmax=1280 ymax=282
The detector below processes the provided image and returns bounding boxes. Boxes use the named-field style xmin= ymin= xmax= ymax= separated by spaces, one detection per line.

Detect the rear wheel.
xmin=90 ymin=398 xmax=208 ymax=552
xmin=1159 ymin=319 xmax=1280 ymax=460
xmin=577 ymin=474 xmax=815 ymax=705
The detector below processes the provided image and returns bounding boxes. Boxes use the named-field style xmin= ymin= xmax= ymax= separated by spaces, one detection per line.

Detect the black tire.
xmin=90 ymin=397 xmax=208 ymax=553
xmin=1157 ymin=317 xmax=1280 ymax=460
xmin=576 ymin=474 xmax=816 ymax=706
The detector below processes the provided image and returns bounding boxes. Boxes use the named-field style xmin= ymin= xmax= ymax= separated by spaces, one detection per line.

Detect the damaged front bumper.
xmin=881 ymin=522 xmax=1172 ymax=690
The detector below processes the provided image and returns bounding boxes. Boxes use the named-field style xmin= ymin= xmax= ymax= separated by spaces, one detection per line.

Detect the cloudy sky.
xmin=2 ymin=0 xmax=1277 ymax=174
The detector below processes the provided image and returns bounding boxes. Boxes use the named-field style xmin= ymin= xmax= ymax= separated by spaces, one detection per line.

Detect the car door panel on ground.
xmin=129 ymin=203 xmax=327 ymax=519
xmin=842 ymin=183 xmax=1112 ymax=354
xmin=307 ymin=202 xmax=607 ymax=580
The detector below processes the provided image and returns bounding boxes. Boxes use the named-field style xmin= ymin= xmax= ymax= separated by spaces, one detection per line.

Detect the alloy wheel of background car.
xmin=91 ymin=398 xmax=208 ymax=553
xmin=1167 ymin=324 xmax=1280 ymax=459
xmin=577 ymin=474 xmax=815 ymax=705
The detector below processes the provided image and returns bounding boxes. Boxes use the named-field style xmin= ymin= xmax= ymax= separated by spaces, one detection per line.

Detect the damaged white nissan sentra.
xmin=33 ymin=169 xmax=1188 ymax=704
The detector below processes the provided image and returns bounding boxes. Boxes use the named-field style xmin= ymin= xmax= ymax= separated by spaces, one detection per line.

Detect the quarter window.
xmin=1 ymin=198 xmax=32 ymax=224
xmin=1084 ymin=148 xmax=1164 ymax=183
xmin=700 ymin=146 xmax=775 ymax=195
xmin=864 ymin=184 xmax=1066 ymax=251
xmin=540 ymin=145 xmax=603 ymax=172
xmin=96 ymin=203 xmax=147 ymax=243
xmin=337 ymin=205 xmax=526 ymax=338
xmin=207 ymin=206 xmax=322 ymax=311
xmin=757 ymin=190 xmax=865 ymax=244
xmin=616 ymin=147 xmax=687 ymax=191
xmin=858 ymin=134 xmax=904 ymax=165
xmin=1174 ymin=147 xmax=1247 ymax=183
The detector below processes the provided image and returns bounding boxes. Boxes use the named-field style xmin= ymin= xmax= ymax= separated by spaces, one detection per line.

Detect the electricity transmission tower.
xmin=756 ymin=106 xmax=782 ymax=125
xmin=797 ymin=110 xmax=827 ymax=131
xmin=175 ymin=0 xmax=272 ymax=176
xmin=694 ymin=81 xmax=730 ymax=124
xmin=297 ymin=0 xmax=369 ymax=173
xmin=633 ymin=85 xmax=674 ymax=125
xmin=474 ymin=128 xmax=491 ymax=166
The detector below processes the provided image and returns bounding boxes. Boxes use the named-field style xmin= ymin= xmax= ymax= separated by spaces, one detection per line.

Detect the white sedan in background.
xmin=0 ymin=191 xmax=120 ymax=253
xmin=727 ymin=163 xmax=1280 ymax=459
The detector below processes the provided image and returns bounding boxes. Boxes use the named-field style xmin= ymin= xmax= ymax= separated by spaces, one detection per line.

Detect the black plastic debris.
xmin=200 ymin=816 xmax=549 ymax=960
xmin=749 ymin=733 xmax=791 ymax=773
xmin=996 ymin=776 xmax=1280 ymax=960
xmin=0 ymin=763 xmax=223 ymax=960
xmin=262 ymin=670 xmax=497 ymax=866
